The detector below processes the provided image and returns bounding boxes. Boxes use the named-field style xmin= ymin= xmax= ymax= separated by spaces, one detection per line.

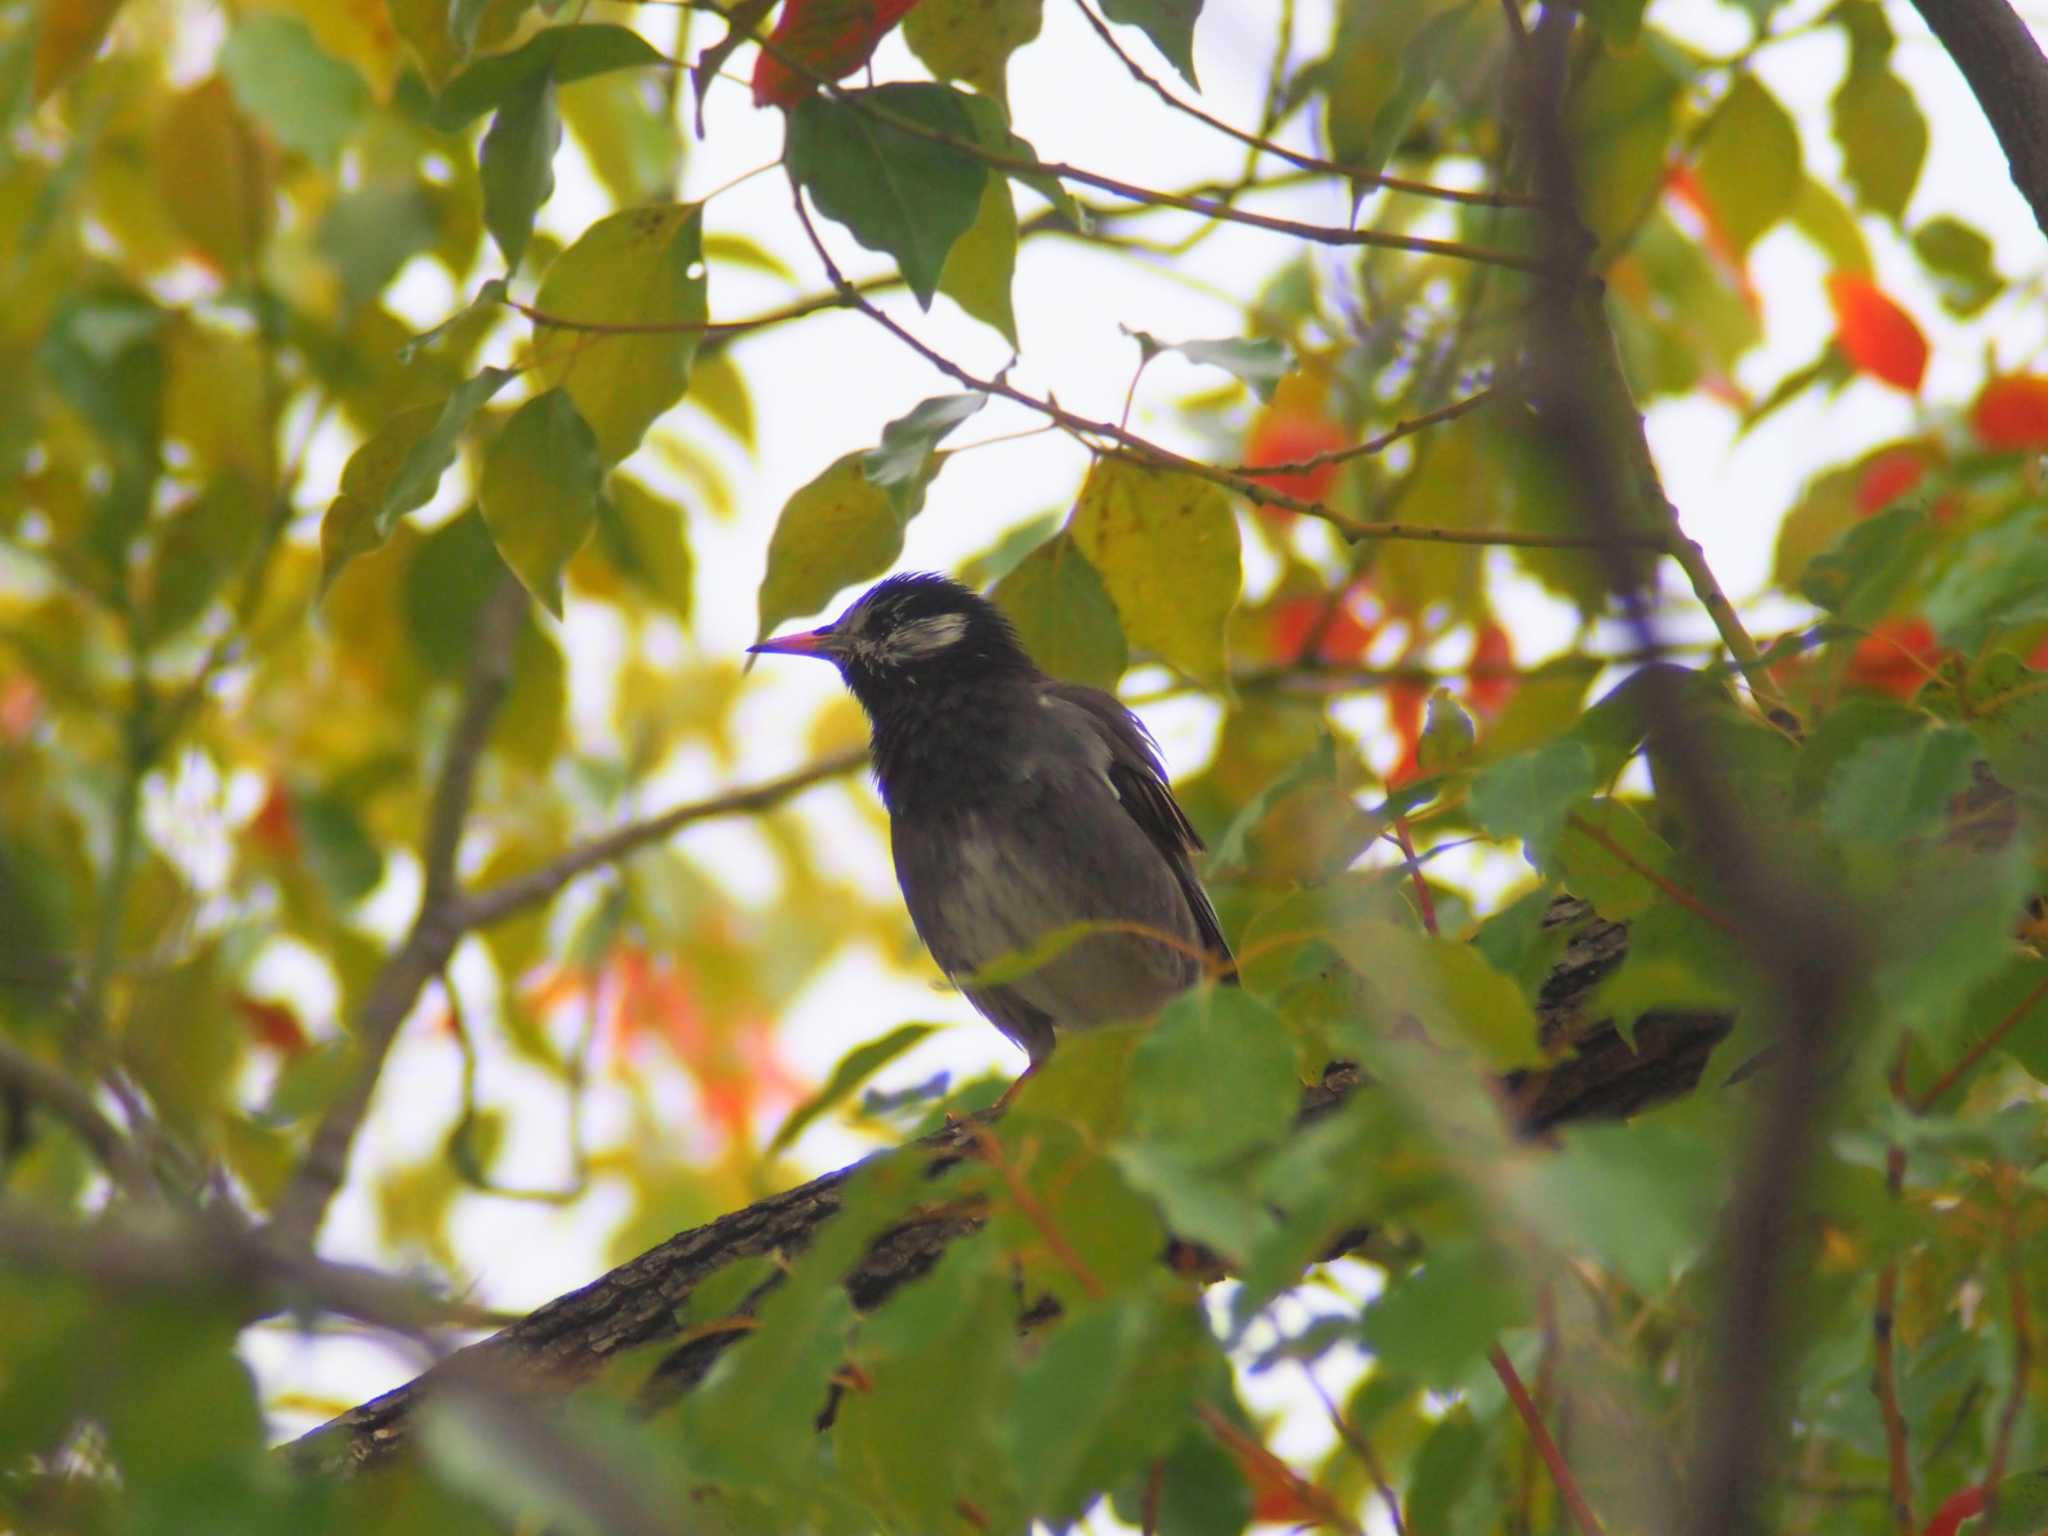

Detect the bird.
xmin=750 ymin=572 xmax=1233 ymax=1073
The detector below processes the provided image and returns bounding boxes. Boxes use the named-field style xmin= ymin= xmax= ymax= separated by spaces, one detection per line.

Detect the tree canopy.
xmin=5 ymin=0 xmax=2048 ymax=1532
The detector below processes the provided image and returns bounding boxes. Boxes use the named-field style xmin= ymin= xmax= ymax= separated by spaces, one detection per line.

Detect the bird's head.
xmin=749 ymin=572 xmax=1033 ymax=713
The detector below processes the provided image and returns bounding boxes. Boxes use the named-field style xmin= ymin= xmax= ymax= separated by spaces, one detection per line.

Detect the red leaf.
xmin=1846 ymin=617 xmax=1944 ymax=700
xmin=1921 ymin=1484 xmax=1987 ymax=1536
xmin=1244 ymin=411 xmax=1350 ymax=507
xmin=1466 ymin=620 xmax=1516 ymax=716
xmin=248 ymin=780 xmax=297 ymax=858
xmin=235 ymin=994 xmax=310 ymax=1055
xmin=1827 ymin=272 xmax=1929 ymax=394
xmin=1386 ymin=678 xmax=1427 ymax=785
xmin=1856 ymin=447 xmax=1931 ymax=515
xmin=1972 ymin=374 xmax=2048 ymax=451
xmin=1266 ymin=593 xmax=1380 ymax=665
xmin=751 ymin=0 xmax=922 ymax=107
xmin=0 ymin=675 xmax=39 ymax=742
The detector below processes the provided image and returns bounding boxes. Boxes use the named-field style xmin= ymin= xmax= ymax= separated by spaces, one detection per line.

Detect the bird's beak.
xmin=747 ymin=625 xmax=837 ymax=659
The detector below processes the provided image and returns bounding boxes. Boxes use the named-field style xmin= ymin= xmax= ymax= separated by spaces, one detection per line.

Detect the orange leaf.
xmin=1972 ymin=374 xmax=2048 ymax=451
xmin=1467 ymin=620 xmax=1516 ymax=716
xmin=248 ymin=780 xmax=298 ymax=858
xmin=1244 ymin=411 xmax=1349 ymax=507
xmin=1826 ymin=272 xmax=1929 ymax=394
xmin=0 ymin=675 xmax=40 ymax=743
xmin=1846 ymin=617 xmax=1944 ymax=700
xmin=751 ymin=0 xmax=922 ymax=107
xmin=235 ymin=994 xmax=310 ymax=1055
xmin=1267 ymin=593 xmax=1380 ymax=665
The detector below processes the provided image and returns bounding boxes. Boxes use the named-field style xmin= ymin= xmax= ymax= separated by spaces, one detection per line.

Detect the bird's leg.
xmin=989 ymin=1059 xmax=1042 ymax=1114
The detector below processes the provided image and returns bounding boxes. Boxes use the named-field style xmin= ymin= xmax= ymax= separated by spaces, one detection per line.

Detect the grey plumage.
xmin=750 ymin=573 xmax=1231 ymax=1064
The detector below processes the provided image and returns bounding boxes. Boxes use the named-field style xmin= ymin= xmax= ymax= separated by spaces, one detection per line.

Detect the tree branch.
xmin=0 ymin=1035 xmax=156 ymax=1199
xmin=271 ymin=576 xmax=527 ymax=1251
xmin=286 ymin=897 xmax=1736 ymax=1476
xmin=1904 ymin=0 xmax=2048 ymax=237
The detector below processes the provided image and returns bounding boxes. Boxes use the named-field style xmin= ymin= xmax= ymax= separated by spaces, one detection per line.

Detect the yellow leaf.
xmin=155 ymin=78 xmax=275 ymax=276
xmin=1069 ymin=458 xmax=1240 ymax=685
xmin=32 ymin=0 xmax=123 ymax=102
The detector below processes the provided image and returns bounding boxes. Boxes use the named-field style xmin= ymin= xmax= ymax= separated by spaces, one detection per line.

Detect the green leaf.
xmin=1124 ymin=327 xmax=1293 ymax=401
xmin=1797 ymin=503 xmax=1929 ymax=623
xmin=1927 ymin=510 xmax=2048 ymax=651
xmin=1127 ymin=987 xmax=1298 ymax=1170
xmin=862 ymin=391 xmax=986 ymax=515
xmin=1008 ymin=1286 xmax=1217 ymax=1525
xmin=1833 ymin=59 xmax=1926 ymax=221
xmin=1416 ymin=687 xmax=1476 ymax=773
xmin=1822 ymin=724 xmax=1978 ymax=846
xmin=479 ymin=71 xmax=560 ymax=273
xmin=434 ymin=23 xmax=671 ymax=129
xmin=1330 ymin=921 xmax=1545 ymax=1068
xmin=1555 ymin=797 xmax=1675 ymax=920
xmin=1069 ymin=458 xmax=1240 ymax=685
xmin=1582 ymin=0 xmax=1646 ymax=44
xmin=1791 ymin=176 xmax=1872 ymax=273
xmin=755 ymin=452 xmax=914 ymax=641
xmin=220 ymin=14 xmax=368 ymax=167
xmin=936 ymin=174 xmax=1020 ymax=345
xmin=297 ymin=789 xmax=384 ymax=904
xmin=1360 ymin=1242 xmax=1524 ymax=1388
xmin=1913 ymin=216 xmax=2002 ymax=317
xmin=1099 ymin=0 xmax=1204 ymax=88
xmin=1326 ymin=0 xmax=1476 ymax=189
xmin=1565 ymin=40 xmax=1681 ymax=257
xmin=990 ymin=533 xmax=1127 ymax=690
xmin=1969 ymin=654 xmax=2048 ymax=798
xmin=531 ymin=203 xmax=706 ymax=464
xmin=767 ymin=1022 xmax=938 ymax=1156
xmin=1695 ymin=75 xmax=1801 ymax=254
xmin=1469 ymin=737 xmax=1597 ymax=869
xmin=479 ymin=388 xmax=604 ymax=616
xmin=386 ymin=368 xmax=521 ymax=536
xmin=1527 ymin=1122 xmax=1724 ymax=1290
xmin=1874 ymin=840 xmax=2033 ymax=1038
xmin=904 ymin=0 xmax=1045 ymax=108
xmin=594 ymin=475 xmax=693 ymax=618
xmin=785 ymin=84 xmax=989 ymax=307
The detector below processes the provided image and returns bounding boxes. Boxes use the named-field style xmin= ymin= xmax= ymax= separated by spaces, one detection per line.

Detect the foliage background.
xmin=4 ymin=0 xmax=2048 ymax=1531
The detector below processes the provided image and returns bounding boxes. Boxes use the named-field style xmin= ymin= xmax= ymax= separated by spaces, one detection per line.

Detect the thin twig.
xmin=1490 ymin=1344 xmax=1608 ymax=1536
xmin=1303 ymin=1365 xmax=1405 ymax=1535
xmin=1223 ymin=389 xmax=1498 ymax=476
xmin=271 ymin=577 xmax=526 ymax=1251
xmin=505 ymin=288 xmax=855 ymax=338
xmin=459 ymin=747 xmax=865 ymax=931
xmin=1194 ymin=1402 xmax=1365 ymax=1536
xmin=0 ymin=1037 xmax=155 ymax=1198
xmin=1910 ymin=973 xmax=2048 ymax=1112
xmin=968 ymin=1125 xmax=1104 ymax=1301
xmin=787 ymin=178 xmax=1653 ymax=554
xmin=1071 ymin=0 xmax=1542 ymax=210
xmin=1562 ymin=812 xmax=1739 ymax=936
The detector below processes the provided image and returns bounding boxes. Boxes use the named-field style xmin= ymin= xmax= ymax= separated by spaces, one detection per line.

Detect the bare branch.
xmin=458 ymin=747 xmax=867 ymax=932
xmin=1905 ymin=0 xmax=2048 ymax=237
xmin=271 ymin=577 xmax=527 ymax=1251
xmin=0 ymin=1036 xmax=155 ymax=1199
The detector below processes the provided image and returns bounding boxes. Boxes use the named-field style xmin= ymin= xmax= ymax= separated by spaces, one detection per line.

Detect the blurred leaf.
xmin=1791 ymin=176 xmax=1871 ymax=273
xmin=1099 ymin=0 xmax=1204 ymax=88
xmin=1926 ymin=510 xmax=2048 ymax=650
xmin=155 ymin=78 xmax=273 ymax=275
xmin=1583 ymin=0 xmax=1645 ymax=44
xmin=434 ymin=23 xmax=671 ymax=127
xmin=479 ymin=71 xmax=561 ymax=272
xmin=31 ymin=0 xmax=124 ymax=102
xmin=1797 ymin=503 xmax=1928 ymax=623
xmin=768 ymin=1022 xmax=937 ymax=1155
xmin=936 ymin=175 xmax=1020 ymax=345
xmin=862 ymin=391 xmax=986 ymax=514
xmin=1565 ymin=40 xmax=1680 ymax=258
xmin=990 ymin=532 xmax=1127 ymax=690
xmin=220 ymin=14 xmax=368 ymax=166
xmin=1833 ymin=57 xmax=1925 ymax=221
xmin=1469 ymin=737 xmax=1596 ymax=869
xmin=786 ymin=84 xmax=988 ymax=306
xmin=1695 ymin=75 xmax=1800 ymax=253
xmin=592 ymin=474 xmax=694 ymax=618
xmin=1828 ymin=271 xmax=1929 ymax=393
xmin=1914 ymin=216 xmax=2002 ymax=317
xmin=297 ymin=788 xmax=385 ymax=903
xmin=1821 ymin=724 xmax=1977 ymax=845
xmin=1326 ymin=0 xmax=1476 ymax=191
xmin=380 ymin=367 xmax=519 ymax=538
xmin=1332 ymin=920 xmax=1544 ymax=1067
xmin=904 ymin=0 xmax=1044 ymax=107
xmin=1008 ymin=1285 xmax=1218 ymax=1525
xmin=1360 ymin=1243 xmax=1523 ymax=1387
xmin=531 ymin=203 xmax=706 ymax=463
xmin=1555 ymin=797 xmax=1675 ymax=920
xmin=756 ymin=452 xmax=915 ymax=640
xmin=122 ymin=944 xmax=238 ymax=1135
xmin=1069 ymin=457 xmax=1241 ymax=685
xmin=559 ymin=61 xmax=683 ymax=208
xmin=480 ymin=388 xmax=604 ymax=615
xmin=1128 ymin=987 xmax=1298 ymax=1170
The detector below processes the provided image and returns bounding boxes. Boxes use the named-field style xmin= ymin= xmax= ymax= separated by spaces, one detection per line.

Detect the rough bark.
xmin=1906 ymin=0 xmax=2048 ymax=238
xmin=287 ymin=895 xmax=1729 ymax=1477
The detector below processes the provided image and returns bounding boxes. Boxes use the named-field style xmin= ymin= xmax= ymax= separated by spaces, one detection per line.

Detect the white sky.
xmin=243 ymin=0 xmax=2048 ymax=1520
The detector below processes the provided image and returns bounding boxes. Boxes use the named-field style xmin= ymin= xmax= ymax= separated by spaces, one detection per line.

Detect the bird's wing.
xmin=1039 ymin=681 xmax=1234 ymax=976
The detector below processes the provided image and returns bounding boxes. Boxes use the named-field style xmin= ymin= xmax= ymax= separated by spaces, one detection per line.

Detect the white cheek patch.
xmin=884 ymin=612 xmax=970 ymax=661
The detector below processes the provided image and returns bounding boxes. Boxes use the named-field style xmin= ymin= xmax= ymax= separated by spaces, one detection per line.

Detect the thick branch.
xmin=287 ymin=897 xmax=1733 ymax=1476
xmin=1905 ymin=0 xmax=2048 ymax=237
xmin=0 ymin=1036 xmax=156 ymax=1198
